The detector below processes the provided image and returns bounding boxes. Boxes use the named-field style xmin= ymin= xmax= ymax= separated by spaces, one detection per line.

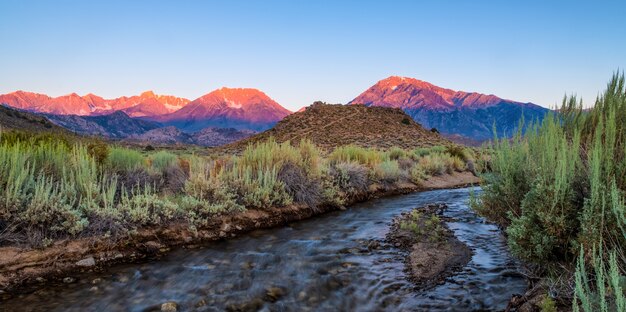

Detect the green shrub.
xmin=374 ymin=160 xmax=402 ymax=184
xmin=150 ymin=151 xmax=177 ymax=172
xmin=418 ymin=153 xmax=447 ymax=176
xmin=118 ymin=186 xmax=179 ymax=226
xmin=388 ymin=147 xmax=407 ymax=160
xmin=473 ymin=73 xmax=626 ymax=305
xmin=329 ymin=161 xmax=369 ymax=200
xmin=107 ymin=147 xmax=145 ymax=172
xmin=410 ymin=166 xmax=427 ymax=185
xmin=329 ymin=145 xmax=386 ymax=167
xmin=87 ymin=141 xmax=109 ymax=166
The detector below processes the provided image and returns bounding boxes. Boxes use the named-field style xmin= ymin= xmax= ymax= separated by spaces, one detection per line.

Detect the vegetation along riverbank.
xmin=0 ymin=130 xmax=479 ymax=297
xmin=473 ymin=74 xmax=626 ymax=311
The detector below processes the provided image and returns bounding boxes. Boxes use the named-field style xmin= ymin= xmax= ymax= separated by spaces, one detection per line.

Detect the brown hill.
xmin=218 ymin=102 xmax=450 ymax=154
xmin=0 ymin=105 xmax=67 ymax=133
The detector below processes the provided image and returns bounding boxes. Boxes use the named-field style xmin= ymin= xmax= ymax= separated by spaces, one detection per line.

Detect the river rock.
xmin=264 ymin=286 xmax=286 ymax=302
xmin=76 ymin=256 xmax=96 ymax=267
xmin=160 ymin=301 xmax=178 ymax=312
xmin=145 ymin=241 xmax=163 ymax=252
xmin=63 ymin=277 xmax=75 ymax=284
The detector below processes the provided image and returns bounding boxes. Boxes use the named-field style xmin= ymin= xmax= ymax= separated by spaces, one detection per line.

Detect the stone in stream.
xmin=62 ymin=277 xmax=75 ymax=284
xmin=160 ymin=301 xmax=178 ymax=312
xmin=76 ymin=256 xmax=96 ymax=267
xmin=264 ymin=286 xmax=286 ymax=302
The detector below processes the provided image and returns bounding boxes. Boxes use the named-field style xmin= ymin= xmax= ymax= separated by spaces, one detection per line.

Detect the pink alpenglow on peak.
xmin=349 ymin=76 xmax=548 ymax=141
xmin=0 ymin=91 xmax=190 ymax=117
xmin=154 ymin=87 xmax=292 ymax=131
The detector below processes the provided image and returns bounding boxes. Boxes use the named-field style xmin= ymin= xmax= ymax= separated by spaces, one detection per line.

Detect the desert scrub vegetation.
xmin=0 ymin=129 xmax=473 ymax=248
xmin=472 ymin=73 xmax=626 ymax=310
xmin=399 ymin=209 xmax=446 ymax=243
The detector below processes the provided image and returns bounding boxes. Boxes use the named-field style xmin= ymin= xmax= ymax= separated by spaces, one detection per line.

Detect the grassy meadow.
xmin=472 ymin=73 xmax=626 ymax=311
xmin=0 ymin=131 xmax=476 ymax=248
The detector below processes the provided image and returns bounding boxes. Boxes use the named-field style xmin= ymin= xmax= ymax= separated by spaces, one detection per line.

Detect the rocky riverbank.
xmin=385 ymin=204 xmax=472 ymax=289
xmin=0 ymin=172 xmax=479 ymax=299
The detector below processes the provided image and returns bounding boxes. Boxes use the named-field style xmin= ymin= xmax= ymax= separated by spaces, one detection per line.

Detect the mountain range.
xmin=0 ymin=77 xmax=550 ymax=144
xmin=349 ymin=76 xmax=549 ymax=140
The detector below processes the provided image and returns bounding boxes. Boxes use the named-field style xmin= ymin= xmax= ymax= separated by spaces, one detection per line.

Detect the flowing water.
xmin=2 ymin=187 xmax=527 ymax=311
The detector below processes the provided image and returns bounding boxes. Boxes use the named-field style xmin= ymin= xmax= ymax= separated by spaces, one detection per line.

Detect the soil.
xmin=0 ymin=171 xmax=479 ymax=299
xmin=385 ymin=203 xmax=472 ymax=289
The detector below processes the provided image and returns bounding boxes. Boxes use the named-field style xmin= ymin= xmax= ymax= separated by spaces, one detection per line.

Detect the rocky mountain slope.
xmin=128 ymin=126 xmax=255 ymax=147
xmin=152 ymin=87 xmax=291 ymax=132
xmin=0 ymin=105 xmax=67 ymax=133
xmin=350 ymin=76 xmax=549 ymax=140
xmin=219 ymin=102 xmax=450 ymax=153
xmin=44 ymin=111 xmax=162 ymax=138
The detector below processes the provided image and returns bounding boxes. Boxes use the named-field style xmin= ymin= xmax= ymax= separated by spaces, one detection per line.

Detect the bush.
xmin=329 ymin=145 xmax=386 ymax=167
xmin=410 ymin=166 xmax=427 ymax=185
xmin=418 ymin=153 xmax=447 ymax=176
xmin=374 ymin=160 xmax=402 ymax=184
xmin=330 ymin=162 xmax=369 ymax=199
xmin=472 ymin=74 xmax=626 ymax=308
xmin=87 ymin=141 xmax=109 ymax=166
xmin=107 ymin=147 xmax=145 ymax=172
xmin=277 ymin=162 xmax=323 ymax=209
xmin=388 ymin=147 xmax=406 ymax=160
xmin=150 ymin=151 xmax=177 ymax=172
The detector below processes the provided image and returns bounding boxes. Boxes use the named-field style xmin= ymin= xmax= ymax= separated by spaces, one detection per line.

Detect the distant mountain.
xmin=219 ymin=102 xmax=450 ymax=154
xmin=152 ymin=87 xmax=292 ymax=132
xmin=127 ymin=126 xmax=255 ymax=147
xmin=349 ymin=76 xmax=549 ymax=140
xmin=0 ymin=91 xmax=190 ymax=117
xmin=45 ymin=111 xmax=161 ymax=138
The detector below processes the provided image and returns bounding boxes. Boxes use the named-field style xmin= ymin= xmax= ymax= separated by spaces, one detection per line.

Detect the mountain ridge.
xmin=349 ymin=76 xmax=549 ymax=140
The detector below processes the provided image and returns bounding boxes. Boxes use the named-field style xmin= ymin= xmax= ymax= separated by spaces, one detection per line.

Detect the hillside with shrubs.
xmin=218 ymin=102 xmax=450 ymax=154
xmin=472 ymin=74 xmax=626 ymax=311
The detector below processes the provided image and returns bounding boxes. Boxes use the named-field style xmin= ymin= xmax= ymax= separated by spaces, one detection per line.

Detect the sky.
xmin=1 ymin=1 xmax=625 ymax=111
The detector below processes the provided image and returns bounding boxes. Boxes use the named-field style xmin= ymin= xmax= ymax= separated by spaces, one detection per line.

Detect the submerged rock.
xmin=264 ymin=286 xmax=286 ymax=302
xmin=62 ymin=277 xmax=75 ymax=284
xmin=160 ymin=301 xmax=178 ymax=312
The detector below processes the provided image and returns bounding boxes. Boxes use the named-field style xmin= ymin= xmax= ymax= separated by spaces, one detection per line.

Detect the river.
xmin=2 ymin=187 xmax=527 ymax=311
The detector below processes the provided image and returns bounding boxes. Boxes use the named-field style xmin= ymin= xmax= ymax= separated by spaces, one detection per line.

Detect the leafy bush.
xmin=329 ymin=162 xmax=369 ymax=199
xmin=329 ymin=145 xmax=386 ymax=167
xmin=472 ymin=73 xmax=626 ymax=308
xmin=388 ymin=147 xmax=407 ymax=160
xmin=410 ymin=166 xmax=427 ymax=185
xmin=418 ymin=153 xmax=447 ymax=176
xmin=107 ymin=147 xmax=145 ymax=172
xmin=150 ymin=151 xmax=177 ymax=172
xmin=374 ymin=160 xmax=402 ymax=184
xmin=277 ymin=162 xmax=323 ymax=208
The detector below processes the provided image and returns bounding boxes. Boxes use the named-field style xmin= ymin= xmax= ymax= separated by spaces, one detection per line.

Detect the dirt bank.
xmin=0 ymin=172 xmax=479 ymax=299
xmin=386 ymin=203 xmax=472 ymax=288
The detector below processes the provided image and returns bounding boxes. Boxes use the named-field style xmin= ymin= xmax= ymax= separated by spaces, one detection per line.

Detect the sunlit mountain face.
xmin=149 ymin=87 xmax=292 ymax=132
xmin=0 ymin=87 xmax=292 ymax=132
xmin=350 ymin=76 xmax=549 ymax=140
xmin=0 ymin=90 xmax=190 ymax=117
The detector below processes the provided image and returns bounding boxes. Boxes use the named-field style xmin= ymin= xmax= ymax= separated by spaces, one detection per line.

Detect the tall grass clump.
xmin=472 ymin=73 xmax=626 ymax=308
xmin=219 ymin=139 xmax=325 ymax=209
xmin=106 ymin=147 xmax=145 ymax=172
xmin=329 ymin=145 xmax=387 ymax=167
xmin=149 ymin=150 xmax=177 ymax=172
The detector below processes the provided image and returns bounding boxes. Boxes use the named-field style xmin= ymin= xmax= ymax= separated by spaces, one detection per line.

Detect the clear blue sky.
xmin=1 ymin=0 xmax=624 ymax=110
